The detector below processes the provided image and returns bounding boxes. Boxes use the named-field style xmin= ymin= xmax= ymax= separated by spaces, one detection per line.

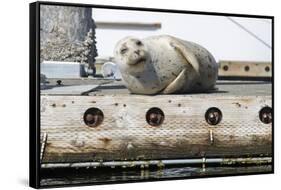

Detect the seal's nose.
xmin=134 ymin=50 xmax=140 ymax=55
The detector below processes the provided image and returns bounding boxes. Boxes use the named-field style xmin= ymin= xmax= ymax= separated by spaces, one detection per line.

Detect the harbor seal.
xmin=114 ymin=35 xmax=218 ymax=95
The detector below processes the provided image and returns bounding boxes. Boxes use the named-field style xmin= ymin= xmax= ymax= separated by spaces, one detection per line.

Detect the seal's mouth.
xmin=132 ymin=57 xmax=146 ymax=65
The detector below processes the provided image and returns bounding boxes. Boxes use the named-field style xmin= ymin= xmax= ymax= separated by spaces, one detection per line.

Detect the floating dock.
xmin=40 ymin=78 xmax=272 ymax=165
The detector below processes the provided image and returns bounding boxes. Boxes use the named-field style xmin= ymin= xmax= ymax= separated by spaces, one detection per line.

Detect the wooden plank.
xmin=88 ymin=80 xmax=271 ymax=96
xmin=219 ymin=60 xmax=271 ymax=78
xmin=41 ymin=84 xmax=99 ymax=95
xmin=96 ymin=21 xmax=161 ymax=30
xmin=41 ymin=94 xmax=272 ymax=163
xmin=41 ymin=78 xmax=114 ymax=95
xmin=41 ymin=157 xmax=272 ymax=169
xmin=41 ymin=79 xmax=271 ymax=96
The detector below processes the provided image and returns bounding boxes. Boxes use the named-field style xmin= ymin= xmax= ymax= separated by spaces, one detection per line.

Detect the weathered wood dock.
xmin=40 ymin=78 xmax=272 ymax=165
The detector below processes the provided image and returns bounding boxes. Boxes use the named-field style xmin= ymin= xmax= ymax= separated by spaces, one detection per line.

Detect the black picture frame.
xmin=30 ymin=1 xmax=274 ymax=188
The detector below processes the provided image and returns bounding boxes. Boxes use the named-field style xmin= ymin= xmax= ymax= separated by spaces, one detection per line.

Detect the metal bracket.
xmin=40 ymin=133 xmax=48 ymax=162
xmin=202 ymin=157 xmax=206 ymax=171
xmin=209 ymin=129 xmax=214 ymax=144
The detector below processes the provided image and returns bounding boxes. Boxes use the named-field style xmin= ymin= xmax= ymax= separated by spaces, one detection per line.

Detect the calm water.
xmin=40 ymin=165 xmax=272 ymax=186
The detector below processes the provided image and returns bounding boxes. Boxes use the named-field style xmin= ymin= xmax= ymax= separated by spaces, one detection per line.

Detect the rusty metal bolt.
xmin=83 ymin=107 xmax=104 ymax=127
xmin=205 ymin=107 xmax=222 ymax=125
xmin=223 ymin=65 xmax=229 ymax=71
xmin=146 ymin=107 xmax=165 ymax=126
xmin=149 ymin=113 xmax=159 ymax=123
xmin=259 ymin=106 xmax=272 ymax=124
xmin=265 ymin=66 xmax=270 ymax=72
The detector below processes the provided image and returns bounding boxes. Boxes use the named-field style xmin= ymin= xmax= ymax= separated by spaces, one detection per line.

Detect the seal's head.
xmin=114 ymin=37 xmax=149 ymax=75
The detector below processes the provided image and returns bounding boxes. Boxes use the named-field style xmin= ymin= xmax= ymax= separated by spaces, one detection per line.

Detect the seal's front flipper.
xmin=170 ymin=40 xmax=200 ymax=75
xmin=162 ymin=69 xmax=187 ymax=94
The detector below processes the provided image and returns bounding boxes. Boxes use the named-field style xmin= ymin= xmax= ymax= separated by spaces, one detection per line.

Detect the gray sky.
xmin=92 ymin=8 xmax=272 ymax=62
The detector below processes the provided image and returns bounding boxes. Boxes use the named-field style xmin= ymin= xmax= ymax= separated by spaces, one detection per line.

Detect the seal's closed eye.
xmin=120 ymin=48 xmax=128 ymax=54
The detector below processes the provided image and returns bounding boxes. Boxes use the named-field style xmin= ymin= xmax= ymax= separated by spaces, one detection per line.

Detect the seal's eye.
xmin=120 ymin=48 xmax=128 ymax=54
xmin=136 ymin=40 xmax=142 ymax=46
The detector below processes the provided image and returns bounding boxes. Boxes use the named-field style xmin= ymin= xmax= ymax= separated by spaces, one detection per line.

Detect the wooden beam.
xmin=40 ymin=94 xmax=272 ymax=163
xmin=219 ymin=60 xmax=272 ymax=78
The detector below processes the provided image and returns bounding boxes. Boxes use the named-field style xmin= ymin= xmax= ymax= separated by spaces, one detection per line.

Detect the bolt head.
xmin=83 ymin=108 xmax=104 ymax=127
xmin=205 ymin=108 xmax=222 ymax=125
xmin=259 ymin=107 xmax=272 ymax=124
xmin=146 ymin=107 xmax=165 ymax=126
